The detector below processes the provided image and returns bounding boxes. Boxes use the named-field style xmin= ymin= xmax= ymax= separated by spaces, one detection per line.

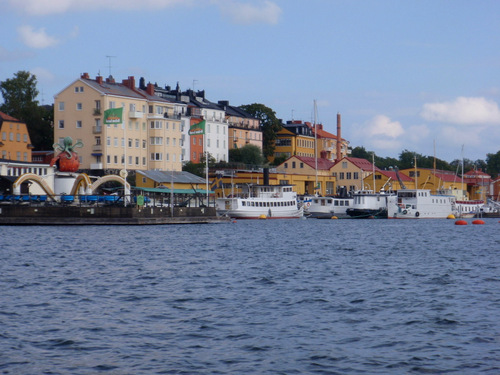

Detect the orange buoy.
xmin=455 ymin=220 xmax=468 ymax=225
xmin=472 ymin=219 xmax=485 ymax=225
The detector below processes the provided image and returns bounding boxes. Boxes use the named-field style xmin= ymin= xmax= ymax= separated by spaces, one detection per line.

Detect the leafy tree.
xmin=351 ymin=146 xmax=372 ymax=160
xmin=239 ymin=103 xmax=282 ymax=159
xmin=271 ymin=154 xmax=288 ymax=166
xmin=0 ymin=71 xmax=53 ymax=150
xmin=229 ymin=144 xmax=264 ymax=166
xmin=486 ymin=150 xmax=500 ymax=178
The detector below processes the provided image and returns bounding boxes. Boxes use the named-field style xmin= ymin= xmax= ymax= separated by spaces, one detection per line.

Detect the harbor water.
xmin=1 ymin=219 xmax=499 ymax=374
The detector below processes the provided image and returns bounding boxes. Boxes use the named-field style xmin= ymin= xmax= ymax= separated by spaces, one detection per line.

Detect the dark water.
xmin=1 ymin=219 xmax=499 ymax=374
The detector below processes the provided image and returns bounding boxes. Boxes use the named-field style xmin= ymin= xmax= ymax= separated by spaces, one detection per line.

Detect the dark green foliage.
xmin=229 ymin=144 xmax=264 ymax=167
xmin=0 ymin=71 xmax=54 ymax=150
xmin=239 ymin=103 xmax=282 ymax=158
xmin=486 ymin=150 xmax=500 ymax=178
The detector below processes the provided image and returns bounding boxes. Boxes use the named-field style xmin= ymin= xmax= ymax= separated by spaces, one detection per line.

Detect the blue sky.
xmin=1 ymin=0 xmax=499 ymax=163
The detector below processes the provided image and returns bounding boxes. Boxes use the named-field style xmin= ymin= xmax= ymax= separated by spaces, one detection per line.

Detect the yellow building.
xmin=54 ymin=73 xmax=185 ymax=172
xmin=314 ymin=123 xmax=349 ymax=162
xmin=400 ymin=168 xmax=466 ymax=197
xmin=331 ymin=157 xmax=379 ymax=192
xmin=219 ymin=101 xmax=262 ymax=150
xmin=273 ymin=121 xmax=315 ymax=161
xmin=275 ymin=155 xmax=337 ymax=195
xmin=0 ymin=111 xmax=34 ymax=162
xmin=362 ymin=169 xmax=415 ymax=192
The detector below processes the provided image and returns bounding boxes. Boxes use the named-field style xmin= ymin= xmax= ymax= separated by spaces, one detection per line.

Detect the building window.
xmin=193 ymin=138 xmax=196 ymax=145
xmin=292 ymin=161 xmax=296 ymax=168
xmin=151 ymin=153 xmax=162 ymax=161
xmin=135 ymin=139 xmax=139 ymax=148
xmin=300 ymin=163 xmax=304 ymax=168
xmin=284 ymin=163 xmax=288 ymax=168
xmin=58 ymin=120 xmax=64 ymax=129
xmin=142 ymin=140 xmax=146 ymax=148
xmin=76 ymin=120 xmax=82 ymax=128
xmin=346 ymin=172 xmax=352 ymax=179
xmin=128 ymin=138 xmax=132 ymax=147
xmin=135 ymin=157 xmax=139 ymax=165
xmin=58 ymin=102 xmax=65 ymax=111
xmin=76 ymin=103 xmax=82 ymax=110
xmin=142 ymin=157 xmax=146 ymax=165
xmin=23 ymin=134 xmax=28 ymax=142
xmin=96 ymin=136 xmax=101 ymax=145
xmin=342 ymin=161 xmax=348 ymax=169
xmin=354 ymin=172 xmax=359 ymax=179
xmin=114 ymin=137 xmax=118 ymax=147
xmin=16 ymin=133 xmax=20 ymax=141
xmin=114 ymin=155 xmax=118 ymax=164
xmin=339 ymin=172 xmax=345 ymax=179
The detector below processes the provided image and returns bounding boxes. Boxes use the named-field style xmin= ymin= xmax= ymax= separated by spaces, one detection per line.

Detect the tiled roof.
xmin=434 ymin=172 xmax=461 ymax=182
xmin=337 ymin=157 xmax=381 ymax=172
xmin=137 ymin=170 xmax=206 ymax=184
xmin=293 ymin=156 xmax=335 ymax=170
xmin=379 ymin=170 xmax=413 ymax=181
xmin=82 ymin=78 xmax=147 ymax=100
xmin=0 ymin=111 xmax=21 ymax=122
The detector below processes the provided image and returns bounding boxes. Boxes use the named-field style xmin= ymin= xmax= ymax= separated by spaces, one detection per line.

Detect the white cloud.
xmin=18 ymin=25 xmax=59 ymax=48
xmin=421 ymin=97 xmax=500 ymax=125
xmin=365 ymin=115 xmax=405 ymax=138
xmin=215 ymin=0 xmax=282 ymax=25
xmin=6 ymin=0 xmax=190 ymax=15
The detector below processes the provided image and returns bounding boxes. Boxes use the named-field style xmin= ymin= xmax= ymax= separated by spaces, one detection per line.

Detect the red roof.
xmin=434 ymin=172 xmax=461 ymax=183
xmin=379 ymin=170 xmax=413 ymax=181
xmin=0 ymin=111 xmax=21 ymax=122
xmin=464 ymin=169 xmax=491 ymax=178
xmin=291 ymin=156 xmax=335 ymax=170
xmin=335 ymin=157 xmax=381 ymax=172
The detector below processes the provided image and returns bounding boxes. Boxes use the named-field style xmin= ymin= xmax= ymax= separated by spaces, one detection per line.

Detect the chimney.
xmin=263 ymin=168 xmax=270 ymax=185
xmin=81 ymin=72 xmax=90 ymax=79
xmin=106 ymin=75 xmax=115 ymax=84
xmin=336 ymin=113 xmax=342 ymax=161
xmin=318 ymin=124 xmax=323 ymax=130
xmin=96 ymin=76 xmax=103 ymax=84
xmin=146 ymin=83 xmax=155 ymax=96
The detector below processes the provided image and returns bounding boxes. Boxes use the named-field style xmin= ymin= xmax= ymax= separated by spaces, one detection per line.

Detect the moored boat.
xmin=387 ymin=189 xmax=457 ymax=219
xmin=346 ymin=190 xmax=395 ymax=219
xmin=215 ymin=183 xmax=303 ymax=219
xmin=305 ymin=195 xmax=353 ymax=219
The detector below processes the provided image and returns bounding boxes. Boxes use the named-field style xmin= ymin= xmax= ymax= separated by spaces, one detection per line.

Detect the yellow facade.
xmin=54 ymin=74 xmax=183 ymax=171
xmin=0 ymin=112 xmax=34 ymax=162
xmin=362 ymin=170 xmax=416 ymax=192
xmin=330 ymin=157 xmax=376 ymax=192
xmin=399 ymin=168 xmax=466 ymax=194
xmin=274 ymin=127 xmax=316 ymax=160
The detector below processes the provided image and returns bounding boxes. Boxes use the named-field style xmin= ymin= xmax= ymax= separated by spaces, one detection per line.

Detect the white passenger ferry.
xmin=216 ymin=184 xmax=303 ymax=219
xmin=387 ymin=189 xmax=457 ymax=219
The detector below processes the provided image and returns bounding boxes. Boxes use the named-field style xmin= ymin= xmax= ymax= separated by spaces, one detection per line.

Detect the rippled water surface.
xmin=1 ymin=219 xmax=499 ymax=374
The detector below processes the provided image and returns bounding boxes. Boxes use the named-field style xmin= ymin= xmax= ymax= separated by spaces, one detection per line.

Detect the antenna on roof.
xmin=106 ymin=55 xmax=116 ymax=76
xmin=192 ymin=79 xmax=198 ymax=91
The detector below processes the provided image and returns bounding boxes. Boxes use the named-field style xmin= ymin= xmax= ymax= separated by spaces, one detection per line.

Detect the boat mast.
xmin=314 ymin=100 xmax=318 ymax=195
xmin=372 ymin=152 xmax=376 ymax=192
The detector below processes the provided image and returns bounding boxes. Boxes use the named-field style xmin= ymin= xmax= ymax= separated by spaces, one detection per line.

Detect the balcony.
xmin=92 ymin=144 xmax=103 ymax=152
xmin=93 ymin=108 xmax=101 ymax=116
xmin=93 ymin=126 xmax=102 ymax=134
xmin=129 ymin=111 xmax=144 ymax=119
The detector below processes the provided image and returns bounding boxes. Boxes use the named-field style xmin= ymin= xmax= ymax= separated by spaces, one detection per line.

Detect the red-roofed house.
xmin=400 ymin=167 xmax=466 ymax=198
xmin=276 ymin=155 xmax=337 ymax=195
xmin=463 ymin=169 xmax=491 ymax=200
xmin=331 ymin=157 xmax=381 ymax=192
xmin=311 ymin=123 xmax=349 ymax=162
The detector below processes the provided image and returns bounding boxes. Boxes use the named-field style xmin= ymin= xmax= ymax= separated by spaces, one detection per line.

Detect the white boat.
xmin=455 ymin=200 xmax=486 ymax=218
xmin=346 ymin=190 xmax=395 ymax=218
xmin=387 ymin=189 xmax=457 ymax=219
xmin=305 ymin=195 xmax=353 ymax=218
xmin=216 ymin=184 xmax=303 ymax=219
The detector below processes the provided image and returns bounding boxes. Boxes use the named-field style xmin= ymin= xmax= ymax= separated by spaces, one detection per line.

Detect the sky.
xmin=1 ymin=0 xmax=499 ymax=163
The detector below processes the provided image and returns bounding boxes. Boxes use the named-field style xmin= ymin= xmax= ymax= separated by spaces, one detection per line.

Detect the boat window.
xmin=345 ymin=201 xmax=350 ymax=206
xmin=242 ymin=201 xmax=246 ymax=206
xmin=327 ymin=200 xmax=332 ymax=204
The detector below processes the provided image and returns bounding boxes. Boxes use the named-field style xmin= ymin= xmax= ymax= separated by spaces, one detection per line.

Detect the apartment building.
xmin=218 ymin=101 xmax=262 ymax=150
xmin=0 ymin=111 xmax=34 ymax=162
xmin=154 ymin=85 xmax=229 ymax=163
xmin=53 ymin=73 xmax=185 ymax=172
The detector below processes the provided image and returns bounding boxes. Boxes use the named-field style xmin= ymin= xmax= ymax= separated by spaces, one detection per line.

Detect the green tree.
xmin=0 ymin=71 xmax=53 ymax=150
xmin=351 ymin=146 xmax=372 ymax=160
xmin=228 ymin=144 xmax=264 ymax=166
xmin=239 ymin=103 xmax=282 ymax=159
xmin=486 ymin=150 xmax=500 ymax=178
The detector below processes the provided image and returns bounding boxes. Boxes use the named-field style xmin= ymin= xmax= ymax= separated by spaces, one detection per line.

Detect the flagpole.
xmin=205 ymin=129 xmax=209 ymax=204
